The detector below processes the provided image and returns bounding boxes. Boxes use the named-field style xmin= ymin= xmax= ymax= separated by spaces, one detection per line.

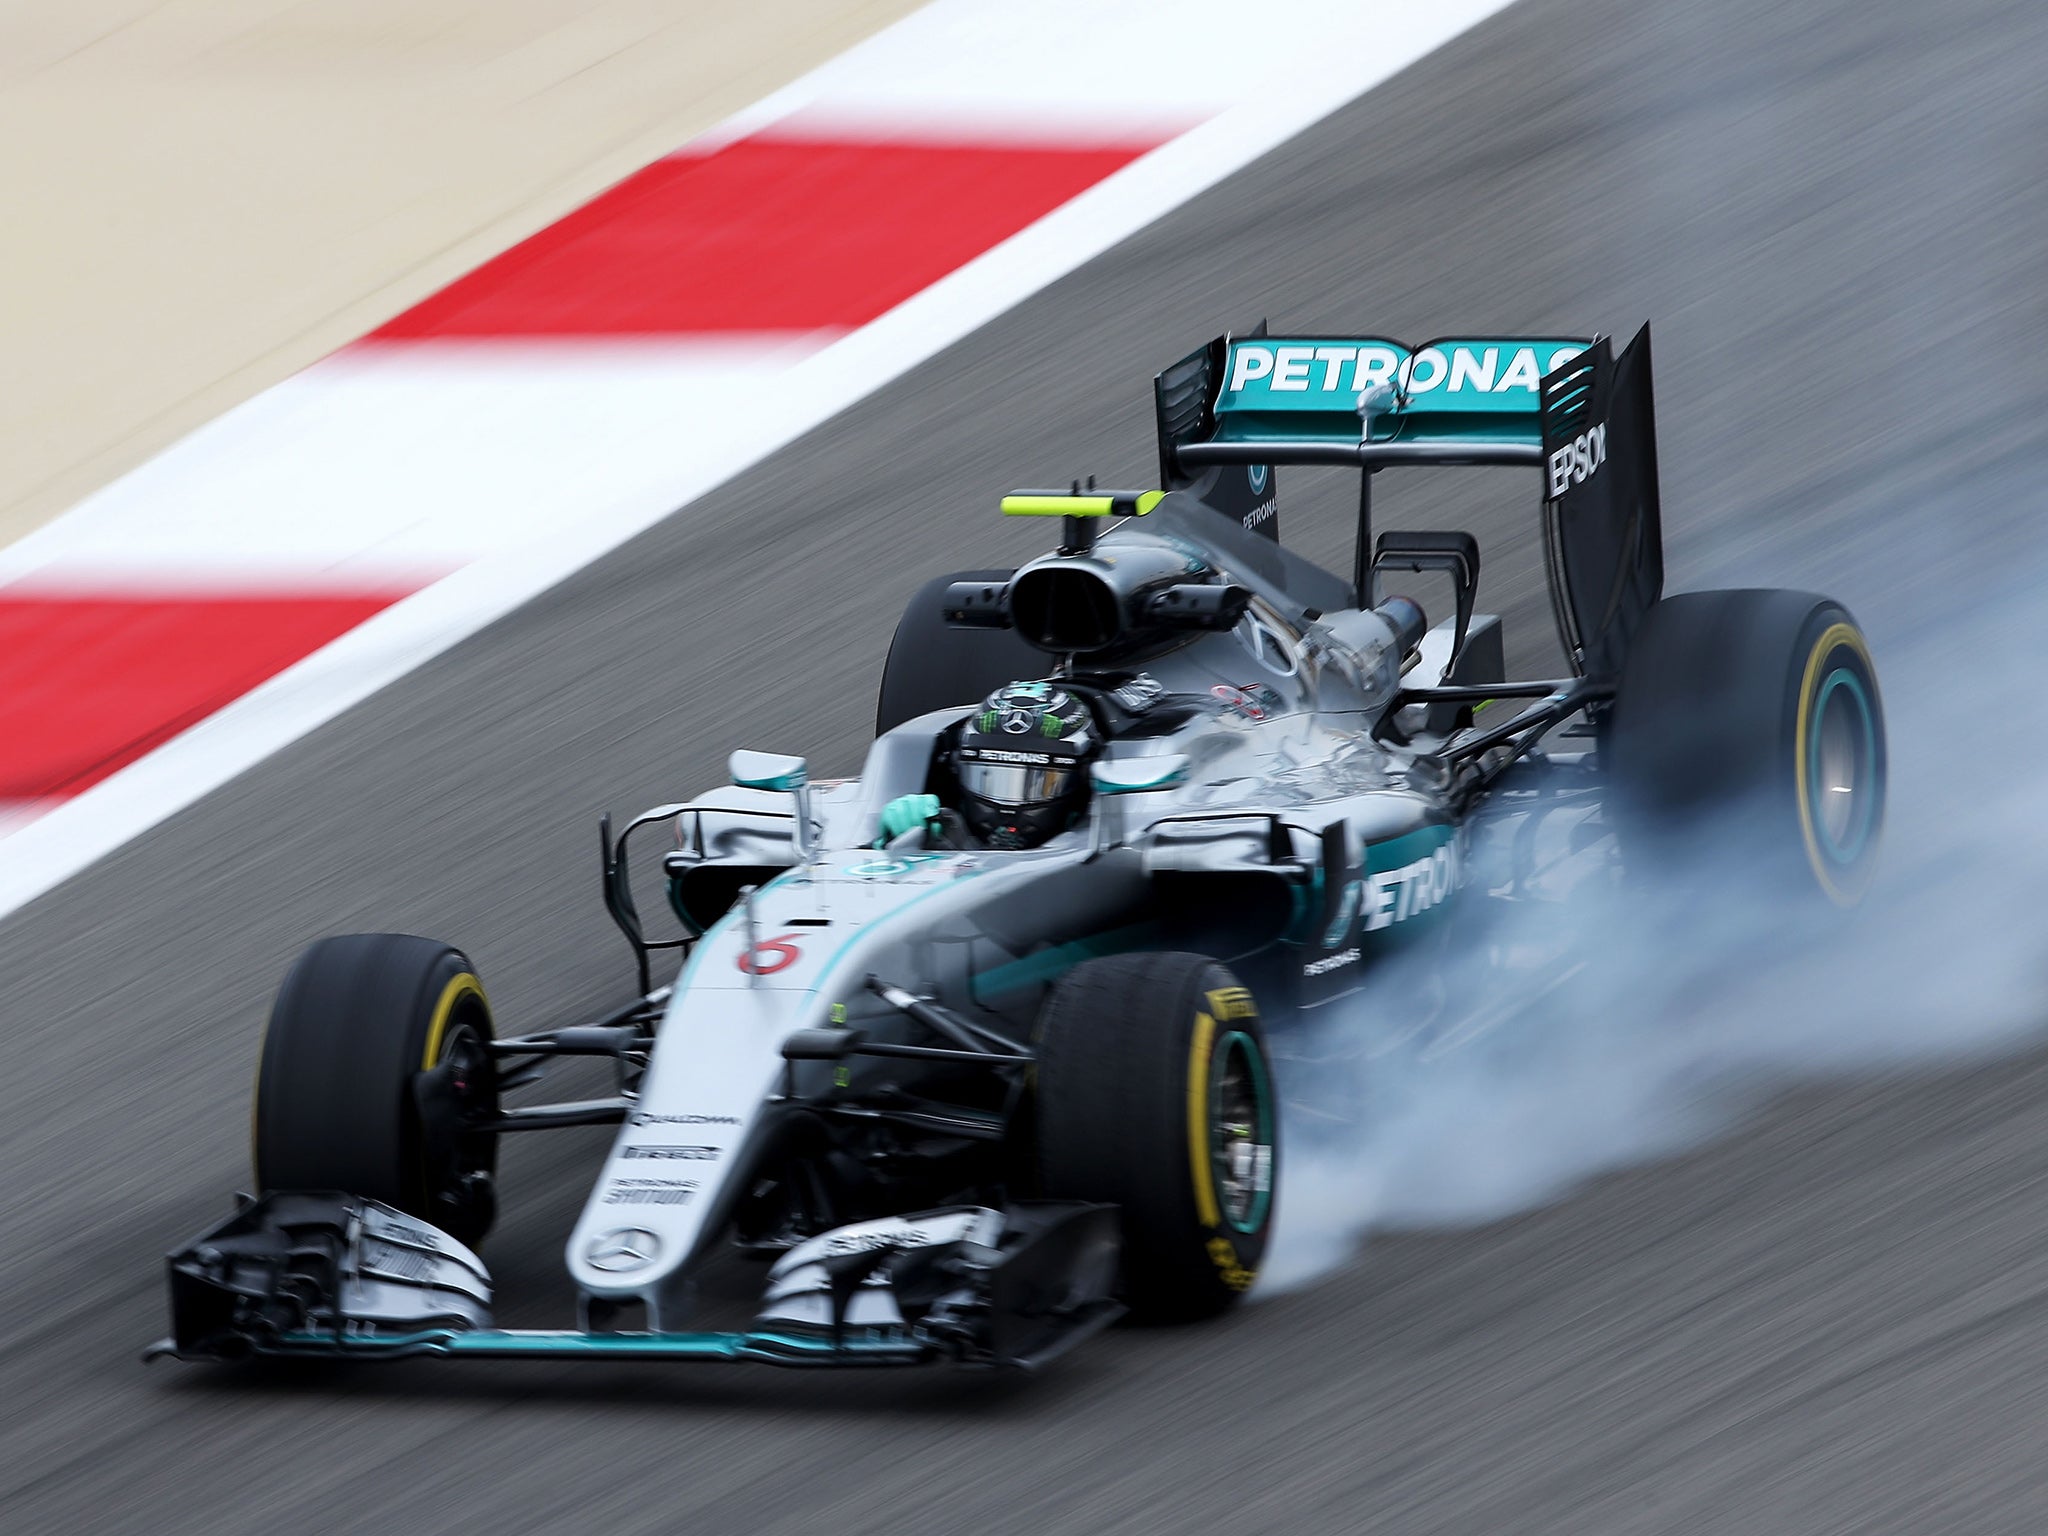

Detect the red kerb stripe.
xmin=371 ymin=134 xmax=1159 ymax=338
xmin=0 ymin=593 xmax=410 ymax=799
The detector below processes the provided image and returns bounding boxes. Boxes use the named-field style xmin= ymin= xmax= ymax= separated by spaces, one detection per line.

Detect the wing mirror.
xmin=729 ymin=751 xmax=815 ymax=862
xmin=730 ymin=751 xmax=808 ymax=792
xmin=1090 ymin=755 xmax=1191 ymax=796
xmin=1089 ymin=755 xmax=1191 ymax=856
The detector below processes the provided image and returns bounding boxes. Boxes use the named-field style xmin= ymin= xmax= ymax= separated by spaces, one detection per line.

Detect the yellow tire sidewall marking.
xmin=1204 ymin=985 xmax=1258 ymax=1022
xmin=421 ymin=971 xmax=489 ymax=1069
xmin=1793 ymin=622 xmax=1874 ymax=907
xmin=1186 ymin=1008 xmax=1221 ymax=1230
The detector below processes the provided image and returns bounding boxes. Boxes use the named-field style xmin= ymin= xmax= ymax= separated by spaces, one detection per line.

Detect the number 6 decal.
xmin=737 ymin=933 xmax=802 ymax=976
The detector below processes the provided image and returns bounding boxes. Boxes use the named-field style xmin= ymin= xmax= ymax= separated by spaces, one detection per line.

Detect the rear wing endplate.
xmin=1537 ymin=325 xmax=1663 ymax=679
xmin=1154 ymin=324 xmax=1282 ymax=542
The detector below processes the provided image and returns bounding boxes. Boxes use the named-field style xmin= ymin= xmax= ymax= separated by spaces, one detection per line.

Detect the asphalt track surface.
xmin=7 ymin=0 xmax=2048 ymax=1530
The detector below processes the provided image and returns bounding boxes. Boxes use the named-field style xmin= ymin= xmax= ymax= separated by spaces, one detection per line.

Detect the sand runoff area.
xmin=0 ymin=0 xmax=922 ymax=550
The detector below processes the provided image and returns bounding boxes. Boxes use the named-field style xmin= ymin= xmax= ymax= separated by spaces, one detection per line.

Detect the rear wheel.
xmin=1605 ymin=588 xmax=1886 ymax=904
xmin=1035 ymin=952 xmax=1278 ymax=1321
xmin=253 ymin=933 xmax=500 ymax=1245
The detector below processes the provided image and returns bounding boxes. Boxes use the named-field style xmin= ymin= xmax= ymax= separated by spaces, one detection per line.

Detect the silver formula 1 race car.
xmin=151 ymin=324 xmax=1886 ymax=1371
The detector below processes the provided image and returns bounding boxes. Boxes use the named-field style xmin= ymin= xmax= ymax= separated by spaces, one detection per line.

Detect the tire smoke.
xmin=1263 ymin=521 xmax=2048 ymax=1293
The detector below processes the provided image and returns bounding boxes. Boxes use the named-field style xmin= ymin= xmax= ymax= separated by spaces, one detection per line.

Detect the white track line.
xmin=0 ymin=0 xmax=1518 ymax=921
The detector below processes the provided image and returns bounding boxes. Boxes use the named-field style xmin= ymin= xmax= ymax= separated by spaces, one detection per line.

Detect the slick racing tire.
xmin=875 ymin=569 xmax=1045 ymax=736
xmin=1605 ymin=589 xmax=1886 ymax=905
xmin=253 ymin=933 xmax=501 ymax=1245
xmin=1035 ymin=952 xmax=1278 ymax=1321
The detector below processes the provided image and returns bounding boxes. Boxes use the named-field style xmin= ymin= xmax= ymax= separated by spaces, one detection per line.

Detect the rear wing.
xmin=1157 ymin=334 xmax=1590 ymax=475
xmin=1154 ymin=323 xmax=1662 ymax=678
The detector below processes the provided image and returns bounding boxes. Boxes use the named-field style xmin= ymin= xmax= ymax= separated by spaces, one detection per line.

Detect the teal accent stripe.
xmin=272 ymin=1328 xmax=926 ymax=1362
xmin=802 ymin=866 xmax=986 ymax=1002
xmin=969 ymin=921 xmax=1161 ymax=997
xmin=1213 ymin=1029 xmax=1275 ymax=1236
xmin=1364 ymin=823 xmax=1454 ymax=872
xmin=666 ymin=860 xmax=817 ymax=994
xmin=1808 ymin=667 xmax=1877 ymax=863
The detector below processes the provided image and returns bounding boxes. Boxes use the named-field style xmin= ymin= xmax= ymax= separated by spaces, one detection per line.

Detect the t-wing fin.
xmin=1538 ymin=324 xmax=1664 ymax=679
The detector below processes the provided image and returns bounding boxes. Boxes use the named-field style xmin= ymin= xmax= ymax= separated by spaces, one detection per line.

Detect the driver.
xmin=876 ymin=682 xmax=1099 ymax=850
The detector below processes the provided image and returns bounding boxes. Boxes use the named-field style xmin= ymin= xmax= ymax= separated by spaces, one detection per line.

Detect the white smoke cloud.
xmin=1262 ymin=542 xmax=2048 ymax=1292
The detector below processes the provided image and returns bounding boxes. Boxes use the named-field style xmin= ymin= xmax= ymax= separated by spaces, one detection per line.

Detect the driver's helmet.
xmin=953 ymin=682 xmax=1098 ymax=849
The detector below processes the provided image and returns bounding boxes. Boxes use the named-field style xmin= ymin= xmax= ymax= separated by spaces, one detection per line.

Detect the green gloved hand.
xmin=876 ymin=793 xmax=942 ymax=846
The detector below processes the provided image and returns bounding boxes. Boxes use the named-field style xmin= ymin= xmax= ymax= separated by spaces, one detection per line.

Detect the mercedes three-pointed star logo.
xmin=585 ymin=1227 xmax=662 ymax=1272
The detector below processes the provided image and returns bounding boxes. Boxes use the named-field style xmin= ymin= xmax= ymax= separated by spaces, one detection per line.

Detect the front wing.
xmin=147 ymin=1192 xmax=1123 ymax=1371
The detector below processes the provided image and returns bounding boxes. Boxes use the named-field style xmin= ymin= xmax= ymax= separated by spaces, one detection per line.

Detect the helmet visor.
xmin=958 ymin=759 xmax=1075 ymax=808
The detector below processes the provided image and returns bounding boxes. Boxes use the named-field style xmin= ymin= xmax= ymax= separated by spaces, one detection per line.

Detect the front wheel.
xmin=253 ymin=933 xmax=501 ymax=1245
xmin=1034 ymin=952 xmax=1278 ymax=1321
